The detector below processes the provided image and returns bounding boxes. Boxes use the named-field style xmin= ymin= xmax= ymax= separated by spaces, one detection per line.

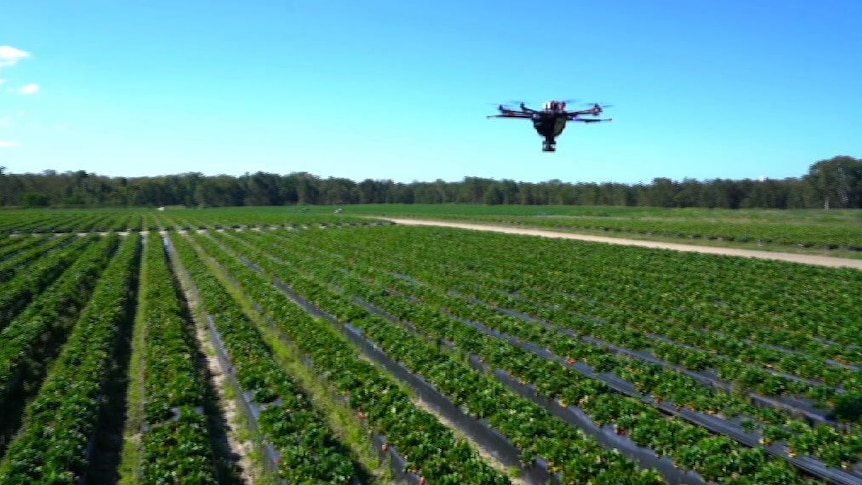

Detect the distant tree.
xmin=357 ymin=179 xmax=382 ymax=203
xmin=286 ymin=172 xmax=320 ymax=205
xmin=674 ymin=178 xmax=702 ymax=207
xmin=805 ymin=155 xmax=862 ymax=209
xmin=319 ymin=177 xmax=358 ymax=205
xmin=648 ymin=178 xmax=678 ymax=207
xmin=0 ymin=155 xmax=858 ymax=209
xmin=241 ymin=171 xmax=283 ymax=205
xmin=23 ymin=192 xmax=50 ymax=207
xmin=484 ymin=184 xmax=504 ymax=205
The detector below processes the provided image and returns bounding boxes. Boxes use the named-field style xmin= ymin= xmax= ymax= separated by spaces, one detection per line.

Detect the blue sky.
xmin=1 ymin=0 xmax=860 ymax=184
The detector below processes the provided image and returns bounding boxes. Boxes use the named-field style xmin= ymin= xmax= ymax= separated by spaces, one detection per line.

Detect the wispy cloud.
xmin=0 ymin=46 xmax=33 ymax=87
xmin=0 ymin=140 xmax=20 ymax=148
xmin=0 ymin=46 xmax=31 ymax=67
xmin=18 ymin=83 xmax=39 ymax=95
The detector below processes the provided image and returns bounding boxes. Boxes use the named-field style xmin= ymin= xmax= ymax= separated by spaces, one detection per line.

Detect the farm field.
xmin=0 ymin=206 xmax=377 ymax=234
xmin=344 ymin=204 xmax=862 ymax=257
xmin=0 ymin=207 xmax=860 ymax=484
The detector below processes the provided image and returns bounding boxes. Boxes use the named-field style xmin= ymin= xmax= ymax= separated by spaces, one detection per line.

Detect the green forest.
xmin=1 ymin=155 xmax=860 ymax=210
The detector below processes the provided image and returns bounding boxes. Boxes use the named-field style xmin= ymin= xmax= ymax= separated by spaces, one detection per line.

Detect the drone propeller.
xmin=504 ymin=99 xmax=577 ymax=106
xmin=488 ymin=101 xmax=532 ymax=111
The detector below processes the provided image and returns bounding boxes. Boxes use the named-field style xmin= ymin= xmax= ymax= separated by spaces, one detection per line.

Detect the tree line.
xmin=0 ymin=155 xmax=859 ymax=209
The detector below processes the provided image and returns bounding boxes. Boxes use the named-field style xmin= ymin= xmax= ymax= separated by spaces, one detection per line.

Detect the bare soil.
xmin=194 ymin=322 xmax=257 ymax=485
xmin=168 ymin=242 xmax=256 ymax=484
xmin=383 ymin=218 xmax=862 ymax=271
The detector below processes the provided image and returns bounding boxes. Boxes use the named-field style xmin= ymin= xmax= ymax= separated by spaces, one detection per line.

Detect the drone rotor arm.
xmin=517 ymin=102 xmax=541 ymax=114
xmin=487 ymin=112 xmax=533 ymax=119
xmin=571 ymin=117 xmax=613 ymax=123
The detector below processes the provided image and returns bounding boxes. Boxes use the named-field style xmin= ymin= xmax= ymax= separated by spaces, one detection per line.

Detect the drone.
xmin=487 ymin=100 xmax=613 ymax=152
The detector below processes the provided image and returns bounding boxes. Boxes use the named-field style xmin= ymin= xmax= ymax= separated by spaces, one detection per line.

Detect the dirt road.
xmin=383 ymin=218 xmax=862 ymax=271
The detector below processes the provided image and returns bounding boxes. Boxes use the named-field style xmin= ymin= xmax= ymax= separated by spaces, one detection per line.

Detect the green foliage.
xmin=22 ymin=192 xmax=50 ymax=208
xmin=136 ymin=233 xmax=220 ymax=484
xmin=346 ymin=204 xmax=862 ymax=250
xmin=211 ymin=224 xmax=862 ymax=481
xmin=805 ymin=155 xmax=862 ymax=209
xmin=170 ymin=232 xmax=362 ymax=483
xmin=0 ymin=155 xmax=860 ymax=208
xmin=0 ymin=234 xmax=118 ymax=410
xmin=190 ymin=230 xmax=515 ymax=484
xmin=0 ymin=233 xmax=139 ymax=483
xmin=833 ymin=392 xmax=862 ymax=423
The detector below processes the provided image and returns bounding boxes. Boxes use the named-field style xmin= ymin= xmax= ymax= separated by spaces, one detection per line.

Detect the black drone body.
xmin=487 ymin=100 xmax=613 ymax=152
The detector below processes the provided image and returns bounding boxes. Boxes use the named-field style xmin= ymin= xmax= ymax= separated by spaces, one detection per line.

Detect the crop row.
xmin=0 ymin=233 xmax=140 ymax=483
xmin=299 ymin=234 xmax=851 ymax=416
xmin=395 ymin=213 xmax=862 ymax=250
xmin=132 ymin=234 xmax=221 ymax=484
xmin=211 ymin=227 xmax=816 ymax=484
xmin=0 ymin=234 xmax=52 ymax=264
xmin=0 ymin=234 xmax=119 ymax=421
xmin=327 ymin=226 xmax=861 ymax=391
xmin=0 ymin=209 xmax=144 ymax=234
xmin=247 ymin=225 xmax=858 ymax=395
xmin=318 ymin=226 xmax=860 ymax=416
xmin=0 ymin=234 xmax=92 ymax=330
xmin=249 ymin=226 xmax=862 ymax=474
xmin=0 ymin=234 xmax=76 ymax=285
xmin=187 ymin=230 xmax=515 ymax=485
xmin=220 ymin=228 xmax=855 ymax=483
xmin=4 ymin=205 xmax=862 ymax=249
xmin=153 ymin=207 xmax=373 ymax=230
xmin=0 ymin=209 xmax=390 ymax=235
xmin=167 ymin=232 xmax=363 ymax=483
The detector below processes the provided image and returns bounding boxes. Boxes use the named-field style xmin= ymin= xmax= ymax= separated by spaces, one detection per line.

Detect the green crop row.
xmin=362 ymin=208 xmax=862 ymax=250
xmin=336 ymin=226 xmax=862 ymax=384
xmin=0 ymin=234 xmax=76 ymax=285
xmin=2 ymin=204 xmax=861 ymax=250
xmin=0 ymin=207 xmax=388 ymax=234
xmin=0 ymin=234 xmax=118 ymax=415
xmin=0 ymin=234 xmax=92 ymax=330
xmin=0 ymin=234 xmax=52 ymax=263
xmin=154 ymin=206 xmax=375 ymax=229
xmin=0 ymin=209 xmax=141 ymax=234
xmin=169 ymin=232 xmax=361 ymax=483
xmin=226 ymin=228 xmax=843 ymax=483
xmin=135 ymin=234 xmax=220 ymax=484
xmin=289 ymin=226 xmax=852 ymax=408
xmin=0 ymin=233 xmax=140 ymax=483
xmin=206 ymin=229 xmax=675 ymax=484
xmin=262 ymin=226 xmax=862 ymax=472
xmin=188 ymin=231 xmax=515 ymax=485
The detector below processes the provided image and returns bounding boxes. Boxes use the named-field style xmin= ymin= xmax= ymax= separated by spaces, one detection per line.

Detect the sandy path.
xmin=383 ymin=218 xmax=862 ymax=271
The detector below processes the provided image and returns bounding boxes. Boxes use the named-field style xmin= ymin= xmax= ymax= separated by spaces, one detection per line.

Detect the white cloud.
xmin=0 ymin=46 xmax=31 ymax=67
xmin=0 ymin=140 xmax=20 ymax=148
xmin=0 ymin=46 xmax=33 ymax=86
xmin=18 ymin=83 xmax=39 ymax=95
